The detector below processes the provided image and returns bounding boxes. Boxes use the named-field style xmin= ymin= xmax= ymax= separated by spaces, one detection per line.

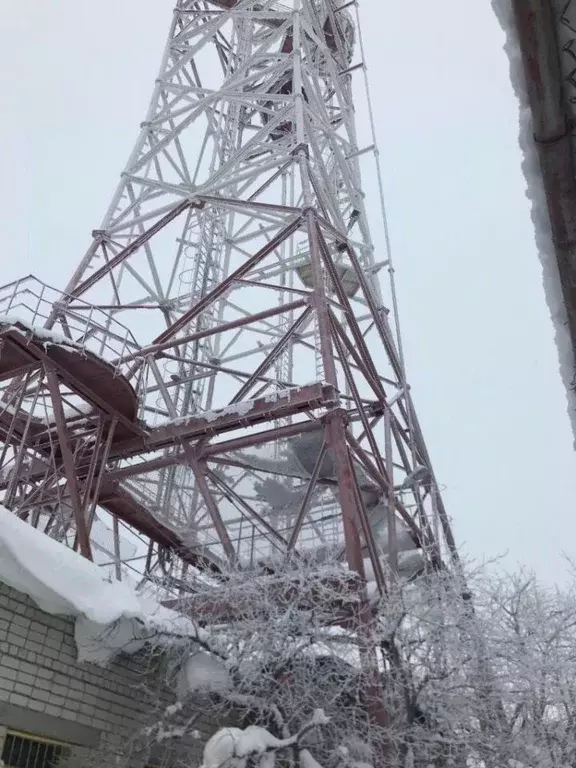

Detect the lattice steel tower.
xmin=0 ymin=0 xmax=457 ymax=592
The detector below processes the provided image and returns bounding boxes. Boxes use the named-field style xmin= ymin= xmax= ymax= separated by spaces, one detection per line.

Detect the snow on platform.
xmin=0 ymin=313 xmax=83 ymax=351
xmin=0 ymin=505 xmax=200 ymax=664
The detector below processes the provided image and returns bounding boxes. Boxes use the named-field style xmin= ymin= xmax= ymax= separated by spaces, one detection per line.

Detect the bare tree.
xmin=126 ymin=558 xmax=576 ymax=768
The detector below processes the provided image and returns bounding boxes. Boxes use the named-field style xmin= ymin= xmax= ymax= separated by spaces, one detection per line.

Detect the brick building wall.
xmin=0 ymin=580 xmax=223 ymax=767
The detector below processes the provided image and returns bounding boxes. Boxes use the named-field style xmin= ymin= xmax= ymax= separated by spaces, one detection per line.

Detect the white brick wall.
xmin=0 ymin=581 xmax=223 ymax=766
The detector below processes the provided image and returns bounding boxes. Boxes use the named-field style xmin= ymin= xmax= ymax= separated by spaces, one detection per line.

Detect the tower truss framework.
xmin=0 ymin=0 xmax=458 ymax=599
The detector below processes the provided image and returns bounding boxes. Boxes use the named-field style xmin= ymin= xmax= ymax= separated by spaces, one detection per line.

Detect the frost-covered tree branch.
xmin=199 ymin=709 xmax=330 ymax=768
xmin=123 ymin=557 xmax=576 ymax=768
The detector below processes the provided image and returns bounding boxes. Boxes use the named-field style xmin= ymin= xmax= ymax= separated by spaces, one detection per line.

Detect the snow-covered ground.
xmin=0 ymin=505 xmax=200 ymax=664
xmin=492 ymin=0 xmax=576 ymax=446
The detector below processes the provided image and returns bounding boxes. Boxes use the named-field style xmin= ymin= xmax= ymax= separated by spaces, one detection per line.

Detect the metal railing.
xmin=1 ymin=730 xmax=71 ymax=768
xmin=0 ymin=275 xmax=140 ymax=377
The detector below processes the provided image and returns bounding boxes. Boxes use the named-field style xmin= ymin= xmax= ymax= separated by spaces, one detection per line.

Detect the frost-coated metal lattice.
xmin=0 ymin=0 xmax=458 ymax=592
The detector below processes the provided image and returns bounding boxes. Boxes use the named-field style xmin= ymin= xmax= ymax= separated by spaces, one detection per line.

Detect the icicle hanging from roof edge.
xmin=492 ymin=0 xmax=576 ymax=447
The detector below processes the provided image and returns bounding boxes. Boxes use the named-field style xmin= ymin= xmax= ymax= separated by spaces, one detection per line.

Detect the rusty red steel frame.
xmin=0 ymin=2 xmax=462 ymax=756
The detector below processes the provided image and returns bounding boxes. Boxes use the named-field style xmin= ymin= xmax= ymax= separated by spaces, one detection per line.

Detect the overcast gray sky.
xmin=1 ymin=1 xmax=574 ymax=582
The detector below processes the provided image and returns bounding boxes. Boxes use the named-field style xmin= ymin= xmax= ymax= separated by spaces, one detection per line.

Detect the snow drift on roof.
xmin=0 ymin=505 xmax=199 ymax=665
xmin=492 ymin=0 xmax=576 ymax=446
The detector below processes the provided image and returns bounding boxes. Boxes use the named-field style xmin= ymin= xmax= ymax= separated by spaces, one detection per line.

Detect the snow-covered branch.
xmin=200 ymin=709 xmax=330 ymax=768
xmin=123 ymin=557 xmax=576 ymax=768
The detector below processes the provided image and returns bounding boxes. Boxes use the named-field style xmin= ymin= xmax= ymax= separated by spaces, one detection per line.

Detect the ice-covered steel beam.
xmin=97 ymin=483 xmax=218 ymax=571
xmin=113 ymin=382 xmax=338 ymax=459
